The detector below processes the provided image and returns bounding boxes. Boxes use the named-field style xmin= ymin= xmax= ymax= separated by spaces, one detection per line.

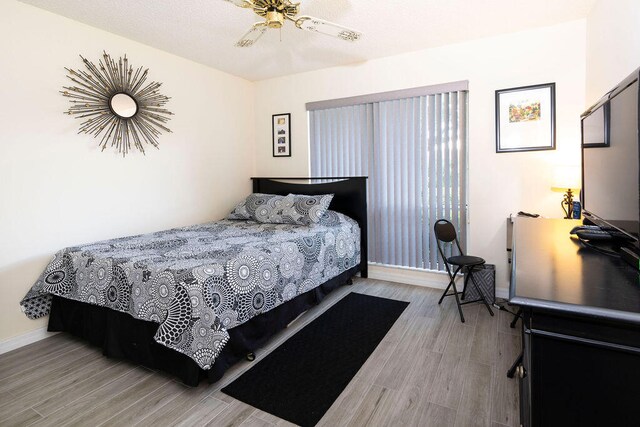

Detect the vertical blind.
xmin=309 ymin=89 xmax=468 ymax=271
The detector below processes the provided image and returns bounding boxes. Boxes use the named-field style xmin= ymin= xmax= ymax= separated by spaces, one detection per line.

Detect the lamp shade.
xmin=551 ymin=166 xmax=581 ymax=192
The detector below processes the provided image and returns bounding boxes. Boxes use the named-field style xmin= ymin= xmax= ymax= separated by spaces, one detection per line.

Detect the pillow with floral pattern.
xmin=227 ymin=193 xmax=287 ymax=221
xmin=227 ymin=193 xmax=334 ymax=226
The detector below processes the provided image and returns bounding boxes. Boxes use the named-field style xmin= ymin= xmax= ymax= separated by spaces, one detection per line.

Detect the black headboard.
xmin=251 ymin=177 xmax=368 ymax=278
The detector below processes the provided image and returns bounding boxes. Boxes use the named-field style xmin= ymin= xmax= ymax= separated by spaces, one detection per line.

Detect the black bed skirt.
xmin=47 ymin=267 xmax=358 ymax=386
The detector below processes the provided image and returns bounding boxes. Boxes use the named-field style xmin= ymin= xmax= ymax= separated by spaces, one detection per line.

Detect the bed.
xmin=20 ymin=177 xmax=367 ymax=386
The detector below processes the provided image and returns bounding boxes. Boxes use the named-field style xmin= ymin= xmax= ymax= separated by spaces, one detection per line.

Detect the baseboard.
xmin=367 ymin=263 xmax=510 ymax=300
xmin=0 ymin=327 xmax=59 ymax=355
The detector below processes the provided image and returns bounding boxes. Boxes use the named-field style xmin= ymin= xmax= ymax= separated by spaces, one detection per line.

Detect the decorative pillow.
xmin=284 ymin=193 xmax=334 ymax=225
xmin=227 ymin=193 xmax=287 ymax=221
xmin=227 ymin=193 xmax=334 ymax=225
xmin=254 ymin=194 xmax=291 ymax=223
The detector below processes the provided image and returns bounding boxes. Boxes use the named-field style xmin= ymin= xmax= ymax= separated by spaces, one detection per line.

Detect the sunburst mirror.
xmin=61 ymin=51 xmax=173 ymax=156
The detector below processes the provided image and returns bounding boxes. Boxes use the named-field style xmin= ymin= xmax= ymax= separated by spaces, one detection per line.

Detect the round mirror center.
xmin=110 ymin=93 xmax=138 ymax=118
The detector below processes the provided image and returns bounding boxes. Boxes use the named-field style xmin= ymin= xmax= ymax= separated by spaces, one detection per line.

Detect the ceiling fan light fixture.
xmin=266 ymin=9 xmax=285 ymax=28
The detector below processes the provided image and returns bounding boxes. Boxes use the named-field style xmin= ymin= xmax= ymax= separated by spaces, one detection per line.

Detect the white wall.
xmin=586 ymin=0 xmax=640 ymax=103
xmin=254 ymin=20 xmax=587 ymax=294
xmin=0 ymin=1 xmax=254 ymax=342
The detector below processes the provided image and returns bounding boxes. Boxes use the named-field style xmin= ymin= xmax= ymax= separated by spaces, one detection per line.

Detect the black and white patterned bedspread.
xmin=20 ymin=211 xmax=360 ymax=369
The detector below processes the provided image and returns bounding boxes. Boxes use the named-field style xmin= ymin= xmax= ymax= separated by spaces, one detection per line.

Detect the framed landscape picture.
xmin=495 ymin=83 xmax=556 ymax=153
xmin=272 ymin=113 xmax=291 ymax=157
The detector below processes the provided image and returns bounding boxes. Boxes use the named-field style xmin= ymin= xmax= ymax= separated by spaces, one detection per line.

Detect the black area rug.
xmin=221 ymin=292 xmax=409 ymax=427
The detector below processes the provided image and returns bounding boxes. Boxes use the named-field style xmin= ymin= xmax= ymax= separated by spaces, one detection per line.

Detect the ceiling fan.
xmin=223 ymin=0 xmax=362 ymax=47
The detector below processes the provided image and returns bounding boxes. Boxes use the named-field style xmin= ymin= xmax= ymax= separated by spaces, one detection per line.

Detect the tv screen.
xmin=581 ymin=70 xmax=640 ymax=244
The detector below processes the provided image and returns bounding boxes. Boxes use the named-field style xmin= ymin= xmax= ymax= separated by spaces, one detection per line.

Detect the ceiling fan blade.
xmin=223 ymin=0 xmax=254 ymax=8
xmin=294 ymin=16 xmax=362 ymax=42
xmin=235 ymin=23 xmax=268 ymax=47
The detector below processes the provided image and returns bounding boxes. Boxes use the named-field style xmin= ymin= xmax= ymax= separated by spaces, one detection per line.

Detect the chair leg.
xmin=438 ymin=279 xmax=454 ymax=305
xmin=437 ymin=266 xmax=465 ymax=322
xmin=438 ymin=266 xmax=461 ymax=305
xmin=450 ymin=280 xmax=466 ymax=323
xmin=469 ymin=272 xmax=494 ymax=316
xmin=461 ymin=270 xmax=471 ymax=301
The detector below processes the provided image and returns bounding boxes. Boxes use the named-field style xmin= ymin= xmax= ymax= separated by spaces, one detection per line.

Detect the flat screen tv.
xmin=581 ymin=67 xmax=640 ymax=248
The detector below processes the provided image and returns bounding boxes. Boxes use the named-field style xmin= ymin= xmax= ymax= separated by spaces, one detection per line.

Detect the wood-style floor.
xmin=0 ymin=278 xmax=521 ymax=427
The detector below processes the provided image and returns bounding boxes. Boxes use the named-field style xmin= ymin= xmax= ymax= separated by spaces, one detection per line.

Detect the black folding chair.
xmin=434 ymin=219 xmax=494 ymax=323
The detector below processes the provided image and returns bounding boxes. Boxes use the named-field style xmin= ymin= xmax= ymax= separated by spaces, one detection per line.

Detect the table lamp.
xmin=551 ymin=166 xmax=581 ymax=219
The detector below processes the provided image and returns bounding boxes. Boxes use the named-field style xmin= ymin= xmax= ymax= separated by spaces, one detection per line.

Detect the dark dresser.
xmin=510 ymin=218 xmax=640 ymax=427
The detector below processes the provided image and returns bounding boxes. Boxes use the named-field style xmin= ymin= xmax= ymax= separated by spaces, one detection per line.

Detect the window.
xmin=308 ymin=83 xmax=468 ymax=271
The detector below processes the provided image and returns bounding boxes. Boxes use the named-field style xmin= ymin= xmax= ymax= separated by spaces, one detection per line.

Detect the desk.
xmin=510 ymin=218 xmax=640 ymax=427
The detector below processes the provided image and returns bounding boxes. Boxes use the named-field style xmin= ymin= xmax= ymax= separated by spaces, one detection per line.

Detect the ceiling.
xmin=20 ymin=0 xmax=596 ymax=81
